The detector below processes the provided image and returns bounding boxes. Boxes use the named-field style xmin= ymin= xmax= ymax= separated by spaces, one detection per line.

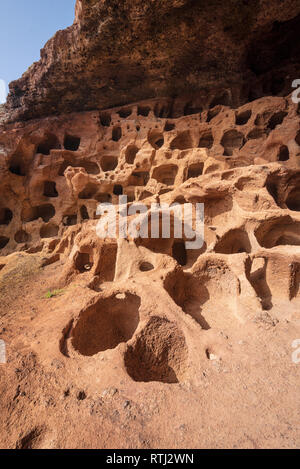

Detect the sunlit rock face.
xmin=0 ymin=0 xmax=300 ymax=451
xmin=3 ymin=0 xmax=300 ymax=122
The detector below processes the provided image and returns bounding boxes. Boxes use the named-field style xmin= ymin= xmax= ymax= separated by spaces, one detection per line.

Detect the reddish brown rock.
xmin=0 ymin=0 xmax=300 ymax=451
xmin=2 ymin=0 xmax=300 ymax=122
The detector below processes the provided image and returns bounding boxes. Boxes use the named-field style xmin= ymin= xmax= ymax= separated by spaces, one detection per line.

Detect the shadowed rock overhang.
xmin=2 ymin=0 xmax=300 ymax=123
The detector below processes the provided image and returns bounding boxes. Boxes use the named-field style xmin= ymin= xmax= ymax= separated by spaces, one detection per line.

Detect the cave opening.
xmin=44 ymin=181 xmax=58 ymax=198
xmin=64 ymin=134 xmax=81 ymax=151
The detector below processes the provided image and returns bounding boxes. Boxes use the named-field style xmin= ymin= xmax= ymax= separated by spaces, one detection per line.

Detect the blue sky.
xmin=0 ymin=0 xmax=75 ymax=103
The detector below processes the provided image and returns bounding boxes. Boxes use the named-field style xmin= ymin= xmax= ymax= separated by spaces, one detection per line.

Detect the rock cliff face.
xmin=3 ymin=0 xmax=300 ymax=122
xmin=0 ymin=0 xmax=300 ymax=450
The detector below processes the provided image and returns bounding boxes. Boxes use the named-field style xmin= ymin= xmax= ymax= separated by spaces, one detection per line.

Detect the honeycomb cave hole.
xmin=80 ymin=205 xmax=89 ymax=220
xmin=40 ymin=223 xmax=59 ymax=239
xmin=164 ymin=122 xmax=175 ymax=132
xmin=170 ymin=131 xmax=193 ymax=150
xmin=0 ymin=237 xmax=9 ymax=249
xmin=100 ymin=113 xmax=111 ymax=127
xmin=148 ymin=130 xmax=164 ymax=150
xmin=137 ymin=106 xmax=151 ymax=117
xmin=214 ymin=229 xmax=251 ymax=254
xmin=286 ymin=189 xmax=300 ymax=211
xmin=267 ymin=111 xmax=287 ymax=131
xmin=124 ymin=316 xmax=188 ymax=384
xmin=14 ymin=230 xmax=30 ymax=244
xmin=172 ymin=241 xmax=187 ymax=266
xmin=129 ymin=171 xmax=150 ymax=186
xmin=64 ymin=134 xmax=81 ymax=151
xmin=100 ymin=155 xmax=118 ymax=172
xmin=21 ymin=204 xmax=55 ymax=223
xmin=74 ymin=251 xmax=93 ymax=273
xmin=0 ymin=208 xmax=13 ymax=225
xmin=221 ymin=130 xmax=245 ymax=156
xmin=139 ymin=262 xmax=154 ymax=272
xmin=118 ymin=108 xmax=132 ymax=118
xmin=266 ymin=176 xmax=279 ymax=205
xmin=207 ymin=106 xmax=221 ymax=123
xmin=9 ymin=155 xmax=26 ymax=176
xmin=37 ymin=134 xmax=60 ymax=155
xmin=71 ymin=293 xmax=141 ymax=356
xmin=96 ymin=193 xmax=112 ymax=203
xmin=152 ymin=164 xmax=178 ymax=186
xmin=125 ymin=145 xmax=139 ymax=164
xmin=235 ymin=109 xmax=252 ymax=125
xmin=254 ymin=216 xmax=300 ymax=248
xmin=187 ymin=162 xmax=204 ymax=179
xmin=63 ymin=215 xmax=77 ymax=226
xmin=277 ymin=145 xmax=289 ymax=161
xmin=154 ymin=102 xmax=172 ymax=119
xmin=198 ymin=130 xmax=213 ymax=149
xmin=112 ymin=126 xmax=122 ymax=142
xmin=113 ymin=185 xmax=123 ymax=196
xmin=247 ymin=128 xmax=266 ymax=140
xmin=43 ymin=181 xmax=58 ymax=198
xmin=59 ymin=159 xmax=100 ymax=176
xmin=295 ymin=130 xmax=300 ymax=146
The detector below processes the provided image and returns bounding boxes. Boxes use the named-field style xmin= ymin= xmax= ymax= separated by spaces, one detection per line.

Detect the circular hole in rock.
xmin=0 ymin=208 xmax=13 ymax=225
xmin=40 ymin=224 xmax=59 ymax=239
xmin=21 ymin=204 xmax=55 ymax=223
xmin=80 ymin=205 xmax=89 ymax=220
xmin=139 ymin=262 xmax=154 ymax=272
xmin=247 ymin=128 xmax=265 ymax=140
xmin=71 ymin=293 xmax=141 ymax=356
xmin=164 ymin=122 xmax=175 ymax=132
xmin=100 ymin=113 xmax=111 ymax=127
xmin=77 ymin=391 xmax=87 ymax=401
xmin=198 ymin=130 xmax=213 ymax=149
xmin=118 ymin=108 xmax=132 ymax=119
xmin=100 ymin=155 xmax=118 ymax=172
xmin=0 ymin=237 xmax=9 ymax=249
xmin=64 ymin=135 xmax=81 ymax=151
xmin=37 ymin=134 xmax=60 ymax=155
xmin=206 ymin=106 xmax=221 ymax=123
xmin=286 ymin=189 xmax=300 ymax=211
xmin=148 ymin=130 xmax=164 ymax=150
xmin=187 ymin=163 xmax=204 ymax=179
xmin=124 ymin=316 xmax=188 ymax=383
xmin=74 ymin=252 xmax=93 ymax=273
xmin=113 ymin=185 xmax=123 ymax=196
xmin=214 ymin=229 xmax=251 ymax=254
xmin=267 ymin=111 xmax=287 ymax=131
xmin=125 ymin=145 xmax=139 ymax=164
xmin=221 ymin=129 xmax=245 ymax=156
xmin=277 ymin=145 xmax=289 ymax=161
xmin=9 ymin=155 xmax=26 ymax=176
xmin=43 ymin=181 xmax=58 ymax=198
xmin=112 ymin=126 xmax=122 ymax=142
xmin=14 ymin=230 xmax=30 ymax=244
xmin=63 ymin=215 xmax=77 ymax=226
xmin=170 ymin=131 xmax=192 ymax=150
xmin=235 ymin=109 xmax=252 ymax=125
xmin=152 ymin=164 xmax=178 ymax=186
xmin=0 ymin=236 xmax=9 ymax=249
xmin=138 ymin=106 xmax=151 ymax=117
xmin=172 ymin=241 xmax=187 ymax=266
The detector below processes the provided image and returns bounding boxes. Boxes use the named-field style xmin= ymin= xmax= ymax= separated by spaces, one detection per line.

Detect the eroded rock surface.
xmin=0 ymin=0 xmax=300 ymax=450
xmin=2 ymin=0 xmax=300 ymax=122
